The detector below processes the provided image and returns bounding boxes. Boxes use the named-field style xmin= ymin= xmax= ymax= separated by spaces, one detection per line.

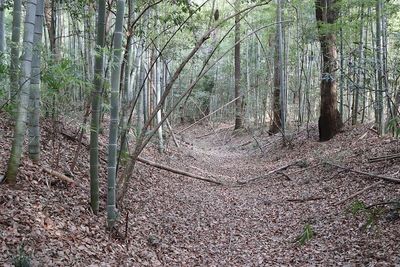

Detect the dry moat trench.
xmin=1 ymin=119 xmax=400 ymax=266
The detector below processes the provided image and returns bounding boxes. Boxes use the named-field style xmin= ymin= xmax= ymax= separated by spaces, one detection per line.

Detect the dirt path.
xmin=126 ymin=124 xmax=400 ymax=266
xmin=1 ymin=119 xmax=399 ymax=266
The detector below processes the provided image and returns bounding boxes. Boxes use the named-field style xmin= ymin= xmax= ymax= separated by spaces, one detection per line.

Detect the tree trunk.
xmin=375 ymin=0 xmax=384 ymax=135
xmin=28 ymin=0 xmax=44 ymax=162
xmin=5 ymin=0 xmax=38 ymax=184
xmin=315 ymin=0 xmax=343 ymax=141
xmin=107 ymin=0 xmax=125 ymax=229
xmin=234 ymin=0 xmax=243 ymax=129
xmin=352 ymin=5 xmax=364 ymax=125
xmin=9 ymin=0 xmax=22 ymax=102
xmin=0 ymin=0 xmax=5 ymax=53
xmin=89 ymin=0 xmax=106 ymax=214
xmin=269 ymin=0 xmax=285 ymax=134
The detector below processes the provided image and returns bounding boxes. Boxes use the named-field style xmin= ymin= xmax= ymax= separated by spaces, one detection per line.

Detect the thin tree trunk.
xmin=375 ymin=0 xmax=384 ymax=135
xmin=9 ymin=0 xmax=22 ymax=102
xmin=352 ymin=5 xmax=364 ymax=125
xmin=234 ymin=0 xmax=243 ymax=129
xmin=0 ymin=0 xmax=5 ymax=53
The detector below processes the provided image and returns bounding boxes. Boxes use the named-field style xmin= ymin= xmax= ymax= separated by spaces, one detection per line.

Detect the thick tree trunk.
xmin=315 ymin=0 xmax=343 ymax=141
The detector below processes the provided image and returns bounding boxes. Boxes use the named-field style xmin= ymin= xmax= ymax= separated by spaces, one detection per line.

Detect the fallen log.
xmin=137 ymin=157 xmax=223 ymax=185
xmin=324 ymin=161 xmax=400 ymax=183
xmin=334 ymin=180 xmax=383 ymax=206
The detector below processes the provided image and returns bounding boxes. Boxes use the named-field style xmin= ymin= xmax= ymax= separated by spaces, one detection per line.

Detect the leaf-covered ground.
xmin=1 ymin=112 xmax=400 ymax=266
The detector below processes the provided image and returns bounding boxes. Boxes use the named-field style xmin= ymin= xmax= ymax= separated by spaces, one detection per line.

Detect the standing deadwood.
xmin=9 ymin=0 xmax=22 ymax=102
xmin=315 ymin=0 xmax=343 ymax=141
xmin=375 ymin=0 xmax=384 ymax=135
xmin=234 ymin=0 xmax=243 ymax=129
xmin=5 ymin=0 xmax=38 ymax=184
xmin=28 ymin=0 xmax=44 ymax=163
xmin=89 ymin=0 xmax=106 ymax=214
xmin=107 ymin=0 xmax=125 ymax=229
xmin=0 ymin=0 xmax=5 ymax=53
xmin=269 ymin=0 xmax=285 ymax=135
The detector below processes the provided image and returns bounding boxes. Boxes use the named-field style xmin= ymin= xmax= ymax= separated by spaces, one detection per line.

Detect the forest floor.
xmin=1 ymin=112 xmax=400 ymax=266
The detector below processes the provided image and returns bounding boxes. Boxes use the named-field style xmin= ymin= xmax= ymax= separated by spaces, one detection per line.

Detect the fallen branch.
xmin=368 ymin=153 xmax=400 ymax=163
xmin=286 ymin=196 xmax=325 ymax=202
xmin=137 ymin=157 xmax=223 ymax=185
xmin=42 ymin=167 xmax=86 ymax=189
xmin=324 ymin=161 xmax=400 ymax=183
xmin=285 ymin=163 xmax=322 ymax=176
xmin=238 ymin=161 xmax=300 ymax=184
xmin=334 ymin=180 xmax=383 ymax=206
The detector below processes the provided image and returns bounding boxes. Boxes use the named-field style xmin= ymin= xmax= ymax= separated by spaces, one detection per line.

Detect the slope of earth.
xmin=1 ymin=112 xmax=400 ymax=266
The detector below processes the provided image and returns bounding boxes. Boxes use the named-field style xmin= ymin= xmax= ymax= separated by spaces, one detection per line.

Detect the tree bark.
xmin=315 ymin=0 xmax=343 ymax=141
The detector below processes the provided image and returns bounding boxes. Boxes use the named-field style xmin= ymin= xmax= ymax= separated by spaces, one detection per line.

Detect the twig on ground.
xmin=368 ymin=153 xmax=400 ymax=163
xmin=286 ymin=196 xmax=325 ymax=202
xmin=334 ymin=180 xmax=384 ymax=206
xmin=237 ymin=161 xmax=301 ymax=184
xmin=137 ymin=157 xmax=223 ymax=185
xmin=324 ymin=161 xmax=400 ymax=183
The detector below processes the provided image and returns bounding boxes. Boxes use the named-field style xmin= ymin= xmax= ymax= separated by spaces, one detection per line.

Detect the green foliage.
xmin=347 ymin=200 xmax=383 ymax=230
xmin=387 ymin=116 xmax=400 ymax=138
xmin=12 ymin=245 xmax=31 ymax=267
xmin=295 ymin=223 xmax=314 ymax=245
xmin=347 ymin=199 xmax=366 ymax=215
